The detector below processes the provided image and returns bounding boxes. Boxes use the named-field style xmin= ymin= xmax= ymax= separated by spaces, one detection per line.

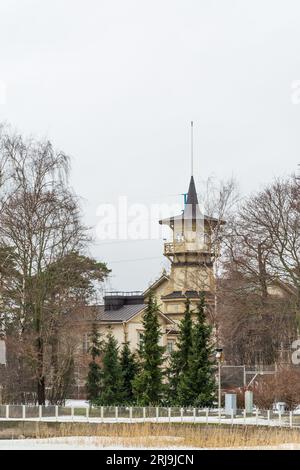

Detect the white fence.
xmin=0 ymin=405 xmax=299 ymax=428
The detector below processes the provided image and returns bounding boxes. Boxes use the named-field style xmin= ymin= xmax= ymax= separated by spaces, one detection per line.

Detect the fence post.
xmin=71 ymin=406 xmax=74 ymax=421
xmin=5 ymin=404 xmax=9 ymax=420
xmin=22 ymin=405 xmax=25 ymax=420
xmin=168 ymin=407 xmax=171 ymax=424
xmin=243 ymin=409 xmax=246 ymax=425
xmin=143 ymin=407 xmax=146 ymax=422
xmin=279 ymin=410 xmax=282 ymax=427
xmin=86 ymin=407 xmax=89 ymax=422
xmin=156 ymin=406 xmax=159 ymax=423
xmin=231 ymin=409 xmax=234 ymax=425
xmin=101 ymin=406 xmax=104 ymax=423
xmin=267 ymin=410 xmax=270 ymax=426
xmin=129 ymin=407 xmax=132 ymax=423
xmin=289 ymin=411 xmax=293 ymax=428
xmin=115 ymin=406 xmax=118 ymax=423
xmin=55 ymin=405 xmax=58 ymax=421
xmin=180 ymin=407 xmax=183 ymax=424
xmin=206 ymin=408 xmax=209 ymax=425
xmin=219 ymin=407 xmax=221 ymax=424
xmin=255 ymin=409 xmax=258 ymax=426
xmin=39 ymin=405 xmax=42 ymax=421
xmin=193 ymin=408 xmax=196 ymax=424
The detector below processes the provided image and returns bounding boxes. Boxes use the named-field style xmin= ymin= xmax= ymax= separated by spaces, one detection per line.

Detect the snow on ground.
xmin=0 ymin=436 xmax=299 ymax=450
xmin=0 ymin=436 xmax=195 ymax=450
xmin=0 ymin=415 xmax=291 ymax=427
xmin=64 ymin=400 xmax=89 ymax=408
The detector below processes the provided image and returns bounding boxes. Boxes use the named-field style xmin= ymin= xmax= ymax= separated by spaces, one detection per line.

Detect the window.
xmin=204 ymin=233 xmax=210 ymax=246
xmin=175 ymin=233 xmax=184 ymax=242
xmin=167 ymin=340 xmax=175 ymax=354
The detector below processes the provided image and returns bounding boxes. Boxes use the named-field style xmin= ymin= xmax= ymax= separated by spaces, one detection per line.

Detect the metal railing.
xmin=0 ymin=405 xmax=299 ymax=428
xmin=164 ymin=241 xmax=211 ymax=256
xmin=104 ymin=291 xmax=143 ymax=297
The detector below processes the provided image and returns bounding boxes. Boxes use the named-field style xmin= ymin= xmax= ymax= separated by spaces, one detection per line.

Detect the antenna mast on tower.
xmin=191 ymin=120 xmax=194 ymax=176
xmin=183 ymin=121 xmax=195 ymax=207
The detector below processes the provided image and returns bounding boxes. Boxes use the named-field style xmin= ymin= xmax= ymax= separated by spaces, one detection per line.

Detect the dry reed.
xmin=30 ymin=423 xmax=300 ymax=448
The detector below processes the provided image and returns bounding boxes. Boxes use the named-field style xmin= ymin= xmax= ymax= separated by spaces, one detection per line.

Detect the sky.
xmin=0 ymin=0 xmax=300 ymax=291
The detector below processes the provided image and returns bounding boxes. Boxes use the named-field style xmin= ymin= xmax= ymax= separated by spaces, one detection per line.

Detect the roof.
xmin=96 ymin=303 xmax=174 ymax=325
xmin=143 ymin=273 xmax=170 ymax=296
xmin=159 ymin=176 xmax=221 ymax=227
xmin=97 ymin=304 xmax=145 ymax=323
xmin=162 ymin=290 xmax=214 ymax=300
xmin=186 ymin=175 xmax=199 ymax=206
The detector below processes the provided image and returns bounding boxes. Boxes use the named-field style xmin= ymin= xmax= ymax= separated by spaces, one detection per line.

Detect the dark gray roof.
xmin=159 ymin=176 xmax=221 ymax=226
xmin=186 ymin=175 xmax=199 ymax=207
xmin=97 ymin=303 xmax=145 ymax=323
xmin=162 ymin=290 xmax=213 ymax=300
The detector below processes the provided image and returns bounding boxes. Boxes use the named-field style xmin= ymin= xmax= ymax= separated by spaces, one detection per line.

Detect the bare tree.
xmin=218 ymin=175 xmax=300 ymax=366
xmin=239 ymin=177 xmax=300 ymax=303
xmin=253 ymin=367 xmax=300 ymax=410
xmin=0 ymin=129 xmax=110 ymax=404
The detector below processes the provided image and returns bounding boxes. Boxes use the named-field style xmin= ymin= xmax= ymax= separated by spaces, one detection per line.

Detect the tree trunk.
xmin=36 ymin=335 xmax=45 ymax=405
xmin=49 ymin=331 xmax=60 ymax=404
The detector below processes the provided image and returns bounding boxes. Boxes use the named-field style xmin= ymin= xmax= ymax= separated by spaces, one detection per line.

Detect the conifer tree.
xmin=177 ymin=293 xmax=216 ymax=407
xmin=97 ymin=329 xmax=124 ymax=405
xmin=120 ymin=342 xmax=138 ymax=404
xmin=132 ymin=293 xmax=165 ymax=405
xmin=86 ymin=323 xmax=102 ymax=403
xmin=168 ymin=298 xmax=193 ymax=404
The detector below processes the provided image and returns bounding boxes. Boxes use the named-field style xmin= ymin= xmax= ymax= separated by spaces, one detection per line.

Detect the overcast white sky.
xmin=0 ymin=0 xmax=300 ymax=291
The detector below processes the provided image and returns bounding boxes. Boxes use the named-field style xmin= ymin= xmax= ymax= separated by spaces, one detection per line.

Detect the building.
xmin=79 ymin=175 xmax=218 ymax=359
xmin=73 ymin=174 xmax=219 ymax=396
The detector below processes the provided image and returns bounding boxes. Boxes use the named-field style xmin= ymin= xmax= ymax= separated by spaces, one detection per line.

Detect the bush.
xmin=253 ymin=368 xmax=300 ymax=410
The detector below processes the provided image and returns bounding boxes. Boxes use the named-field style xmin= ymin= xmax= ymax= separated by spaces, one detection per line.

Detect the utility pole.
xmin=216 ymin=348 xmax=223 ymax=410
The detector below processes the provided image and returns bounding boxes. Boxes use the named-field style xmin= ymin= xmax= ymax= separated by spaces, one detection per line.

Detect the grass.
xmin=25 ymin=422 xmax=300 ymax=448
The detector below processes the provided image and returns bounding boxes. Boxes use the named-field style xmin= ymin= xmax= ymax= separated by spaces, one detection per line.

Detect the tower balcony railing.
xmin=163 ymin=241 xmax=211 ymax=256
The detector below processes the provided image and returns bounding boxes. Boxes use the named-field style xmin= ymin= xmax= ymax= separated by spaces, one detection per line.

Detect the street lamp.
xmin=215 ymin=348 xmax=224 ymax=411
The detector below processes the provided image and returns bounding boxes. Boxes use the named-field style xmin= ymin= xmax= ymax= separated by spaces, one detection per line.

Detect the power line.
xmin=109 ymin=256 xmax=163 ymax=264
xmin=94 ymin=239 xmax=163 ymax=247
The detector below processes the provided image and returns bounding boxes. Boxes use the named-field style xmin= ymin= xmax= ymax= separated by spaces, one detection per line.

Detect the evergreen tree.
xmin=97 ymin=329 xmax=124 ymax=405
xmin=168 ymin=298 xmax=193 ymax=404
xmin=177 ymin=293 xmax=216 ymax=407
xmin=86 ymin=323 xmax=102 ymax=403
xmin=132 ymin=293 xmax=165 ymax=405
xmin=120 ymin=342 xmax=139 ymax=404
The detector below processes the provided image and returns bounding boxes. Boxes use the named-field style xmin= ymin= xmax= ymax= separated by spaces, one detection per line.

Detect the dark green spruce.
xmin=177 ymin=293 xmax=216 ymax=407
xmin=97 ymin=329 xmax=124 ymax=405
xmin=120 ymin=342 xmax=139 ymax=404
xmin=132 ymin=293 xmax=165 ymax=405
xmin=168 ymin=298 xmax=193 ymax=404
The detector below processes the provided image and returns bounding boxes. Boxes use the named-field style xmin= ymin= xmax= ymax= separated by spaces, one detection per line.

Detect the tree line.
xmin=217 ymin=175 xmax=300 ymax=366
xmin=0 ymin=125 xmax=110 ymax=404
xmin=86 ymin=293 xmax=216 ymax=407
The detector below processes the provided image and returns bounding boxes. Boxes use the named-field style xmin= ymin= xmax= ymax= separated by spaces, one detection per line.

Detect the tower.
xmin=158 ymin=175 xmax=219 ymax=322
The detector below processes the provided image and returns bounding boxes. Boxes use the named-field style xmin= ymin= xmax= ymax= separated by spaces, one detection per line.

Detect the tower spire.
xmin=190 ymin=121 xmax=194 ymax=176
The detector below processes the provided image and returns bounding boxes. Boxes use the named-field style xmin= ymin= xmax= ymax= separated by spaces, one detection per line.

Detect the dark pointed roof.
xmin=183 ymin=175 xmax=201 ymax=221
xmin=186 ymin=176 xmax=199 ymax=207
xmin=159 ymin=176 xmax=218 ymax=227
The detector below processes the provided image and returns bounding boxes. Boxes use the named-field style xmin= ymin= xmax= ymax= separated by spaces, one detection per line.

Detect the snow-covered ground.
xmin=64 ymin=400 xmax=89 ymax=408
xmin=0 ymin=436 xmax=299 ymax=450
xmin=0 ymin=415 xmax=292 ymax=427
